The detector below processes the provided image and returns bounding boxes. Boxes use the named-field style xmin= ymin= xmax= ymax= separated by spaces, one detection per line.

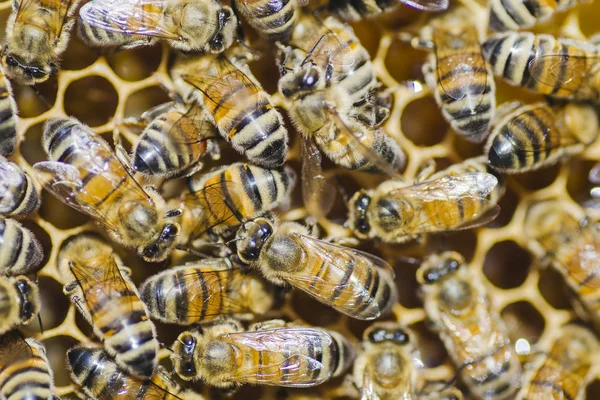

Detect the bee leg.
xmin=207 ymin=139 xmax=221 ymax=161
xmin=183 ymin=161 xmax=205 ymax=178
xmin=248 ymin=319 xmax=286 ymax=331
xmin=415 ymin=159 xmax=437 ymax=183
xmin=112 ymin=127 xmax=135 ymax=173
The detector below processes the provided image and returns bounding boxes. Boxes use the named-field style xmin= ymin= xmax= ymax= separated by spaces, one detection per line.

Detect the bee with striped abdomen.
xmin=235 ymin=217 xmax=397 ymax=320
xmin=327 ymin=0 xmax=448 ymax=21
xmin=482 ymin=32 xmax=600 ymax=101
xmin=485 ymin=102 xmax=599 ymax=174
xmin=67 ymin=345 xmax=205 ymax=400
xmin=415 ymin=10 xmax=496 ymax=143
xmin=78 ymin=0 xmax=237 ymax=53
xmin=0 ymin=276 xmax=39 ymax=335
xmin=418 ymin=252 xmax=522 ymax=400
xmin=33 ymin=117 xmax=181 ymax=262
xmin=0 ymin=218 xmax=44 ymax=276
xmin=0 ymin=331 xmax=55 ymax=400
xmin=233 ymin=0 xmax=306 ymax=42
xmin=2 ymin=0 xmax=81 ymax=84
xmin=58 ymin=232 xmax=159 ymax=379
xmin=130 ymin=101 xmax=219 ymax=178
xmin=516 ymin=325 xmax=597 ymax=400
xmin=0 ymin=156 xmax=40 ymax=217
xmin=172 ymin=48 xmax=289 ymax=168
xmin=488 ymin=0 xmax=588 ymax=32
xmin=347 ymin=172 xmax=500 ymax=243
xmin=0 ymin=71 xmax=17 ymax=156
xmin=140 ymin=257 xmax=276 ymax=325
xmin=525 ymin=200 xmax=600 ymax=332
xmin=174 ymin=162 xmax=296 ymax=244
xmin=171 ymin=319 xmax=354 ymax=388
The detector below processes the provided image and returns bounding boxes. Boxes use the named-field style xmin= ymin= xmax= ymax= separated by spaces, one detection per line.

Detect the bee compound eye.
xmin=392 ymin=330 xmax=409 ymax=344
xmin=367 ymin=328 xmax=388 ymax=344
xmin=5 ymin=55 xmax=18 ymax=67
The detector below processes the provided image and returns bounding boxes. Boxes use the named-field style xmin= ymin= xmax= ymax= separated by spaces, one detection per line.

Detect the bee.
xmin=0 ymin=217 xmax=44 ymax=276
xmin=174 ymin=162 xmax=296 ymax=244
xmin=130 ymin=101 xmax=219 ymax=178
xmin=235 ymin=217 xmax=397 ymax=320
xmin=0 ymin=331 xmax=55 ymax=400
xmin=524 ymin=201 xmax=600 ymax=332
xmin=417 ymin=252 xmax=522 ymax=400
xmin=485 ymin=102 xmax=599 ymax=174
xmin=354 ymin=323 xmax=465 ymax=400
xmin=2 ymin=0 xmax=80 ymax=84
xmin=416 ymin=11 xmax=496 ymax=143
xmin=516 ymin=325 xmax=597 ymax=400
xmin=58 ymin=232 xmax=159 ymax=379
xmin=171 ymin=49 xmax=289 ymax=168
xmin=233 ymin=0 xmax=306 ymax=42
xmin=78 ymin=0 xmax=237 ymax=53
xmin=0 ymin=276 xmax=39 ymax=335
xmin=488 ymin=0 xmax=588 ymax=32
xmin=0 ymin=71 xmax=17 ymax=156
xmin=33 ymin=117 xmax=181 ymax=262
xmin=0 ymin=156 xmax=41 ymax=217
xmin=327 ymin=0 xmax=448 ymax=21
xmin=139 ymin=257 xmax=276 ymax=325
xmin=482 ymin=32 xmax=600 ymax=101
xmin=348 ymin=172 xmax=499 ymax=243
xmin=171 ymin=319 xmax=354 ymax=388
xmin=67 ymin=345 xmax=205 ymax=400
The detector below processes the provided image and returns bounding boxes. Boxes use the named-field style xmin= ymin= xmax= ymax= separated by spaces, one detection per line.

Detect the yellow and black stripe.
xmin=0 ymin=73 xmax=16 ymax=156
xmin=327 ymin=0 xmax=397 ymax=21
xmin=0 ymin=276 xmax=39 ymax=335
xmin=0 ymin=218 xmax=44 ymax=276
xmin=234 ymin=0 xmax=298 ymax=42
xmin=489 ymin=0 xmax=579 ymax=31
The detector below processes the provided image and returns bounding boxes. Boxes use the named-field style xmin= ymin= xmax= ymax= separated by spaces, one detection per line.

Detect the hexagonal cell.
xmin=567 ymin=159 xmax=597 ymax=204
xmin=291 ymin=290 xmax=341 ymax=327
xmin=489 ymin=186 xmax=519 ymax=228
xmin=22 ymin=276 xmax=69 ymax=333
xmin=384 ymin=39 xmax=426 ymax=83
xmin=106 ymin=46 xmax=162 ymax=81
xmin=42 ymin=335 xmax=80 ymax=386
xmin=511 ymin=163 xmax=560 ymax=191
xmin=483 ymin=241 xmax=531 ymax=289
xmin=39 ymin=190 xmax=91 ymax=230
xmin=13 ymin=77 xmax=58 ymax=117
xmin=537 ymin=266 xmax=572 ymax=310
xmin=19 ymin=219 xmax=52 ymax=269
xmin=587 ymin=379 xmax=600 ymax=399
xmin=409 ymin=320 xmax=448 ymax=368
xmin=401 ymin=96 xmax=448 ymax=146
xmin=426 ymin=229 xmax=478 ymax=263
xmin=61 ymin=34 xmax=101 ymax=71
xmin=124 ymin=85 xmax=170 ymax=119
xmin=248 ymin=46 xmax=280 ymax=95
xmin=64 ymin=76 xmax=118 ymax=127
xmin=454 ymin=133 xmax=485 ymax=160
xmin=20 ymin=122 xmax=46 ymax=165
xmin=501 ymin=301 xmax=545 ymax=345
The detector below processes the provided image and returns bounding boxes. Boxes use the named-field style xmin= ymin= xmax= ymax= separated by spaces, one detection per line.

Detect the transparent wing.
xmin=166 ymin=105 xmax=217 ymax=147
xmin=15 ymin=0 xmax=75 ymax=40
xmin=527 ymin=53 xmax=599 ymax=97
xmin=401 ymin=0 xmax=448 ymax=11
xmin=79 ymin=0 xmax=181 ymax=40
xmin=226 ymin=327 xmax=333 ymax=387
xmin=389 ymin=172 xmax=500 ymax=231
xmin=301 ymin=137 xmax=335 ymax=219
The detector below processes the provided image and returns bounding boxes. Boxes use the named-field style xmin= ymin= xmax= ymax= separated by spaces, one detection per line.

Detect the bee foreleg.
xmin=112 ymin=127 xmax=134 ymax=173
xmin=248 ymin=319 xmax=286 ymax=331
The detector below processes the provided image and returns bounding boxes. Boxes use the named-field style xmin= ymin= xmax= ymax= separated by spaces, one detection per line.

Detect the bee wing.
xmin=298 ymin=20 xmax=355 ymax=75
xmin=302 ymin=137 xmax=335 ymax=219
xmin=225 ymin=327 xmax=334 ymax=387
xmin=79 ymin=0 xmax=181 ymax=40
xmin=401 ymin=0 xmax=448 ymax=11
xmin=14 ymin=0 xmax=76 ymax=40
xmin=389 ymin=172 xmax=500 ymax=232
xmin=284 ymin=234 xmax=395 ymax=319
xmin=434 ymin=29 xmax=488 ymax=100
xmin=167 ymin=105 xmax=217 ymax=146
xmin=527 ymin=54 xmax=599 ymax=97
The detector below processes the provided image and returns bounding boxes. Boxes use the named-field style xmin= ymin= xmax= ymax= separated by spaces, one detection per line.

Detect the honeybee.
xmin=67 ymin=345 xmax=205 ymax=400
xmin=417 ymin=252 xmax=522 ymax=400
xmin=235 ymin=217 xmax=397 ymax=320
xmin=516 ymin=325 xmax=597 ymax=400
xmin=524 ymin=200 xmax=600 ymax=331
xmin=129 ymin=101 xmax=219 ymax=178
xmin=0 ymin=71 xmax=17 ymax=156
xmin=0 ymin=331 xmax=55 ymax=400
xmin=139 ymin=257 xmax=276 ymax=325
xmin=33 ymin=117 xmax=181 ymax=262
xmin=174 ymin=162 xmax=296 ymax=244
xmin=347 ymin=172 xmax=499 ymax=243
xmin=0 ymin=276 xmax=39 ymax=335
xmin=171 ymin=49 xmax=289 ymax=168
xmin=482 ymin=32 xmax=600 ymax=100
xmin=171 ymin=319 xmax=354 ymax=387
xmin=2 ymin=0 xmax=80 ymax=84
xmin=416 ymin=11 xmax=496 ymax=143
xmin=78 ymin=0 xmax=237 ymax=53
xmin=489 ymin=0 xmax=588 ymax=31
xmin=354 ymin=323 xmax=465 ymax=400
xmin=485 ymin=102 xmax=599 ymax=174
xmin=233 ymin=0 xmax=306 ymax=42
xmin=327 ymin=0 xmax=448 ymax=21
xmin=0 ymin=217 xmax=44 ymax=276
xmin=0 ymin=156 xmax=40 ymax=217
xmin=58 ymin=233 xmax=159 ymax=379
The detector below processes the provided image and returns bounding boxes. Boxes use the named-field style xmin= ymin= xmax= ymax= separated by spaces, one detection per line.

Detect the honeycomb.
xmin=2 ymin=0 xmax=600 ymax=397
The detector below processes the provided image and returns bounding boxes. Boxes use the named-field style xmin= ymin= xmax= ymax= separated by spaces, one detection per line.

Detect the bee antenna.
xmin=30 ymin=85 xmax=52 ymax=110
xmin=175 ymin=246 xmax=213 ymax=259
xmin=37 ymin=313 xmax=45 ymax=335
xmin=225 ymin=237 xmax=241 ymax=246
xmin=160 ymin=342 xmax=174 ymax=353
xmin=301 ymin=34 xmax=327 ymax=67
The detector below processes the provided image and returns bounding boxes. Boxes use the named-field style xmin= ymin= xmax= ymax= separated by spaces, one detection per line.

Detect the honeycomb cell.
xmin=384 ymin=38 xmax=426 ymax=83
xmin=124 ymin=85 xmax=171 ymax=119
xmin=587 ymin=379 xmax=600 ymax=399
xmin=501 ymin=301 xmax=545 ymax=345
xmin=393 ymin=257 xmax=422 ymax=309
xmin=537 ymin=266 xmax=573 ymax=310
xmin=60 ymin=34 xmax=101 ymax=71
xmin=20 ymin=122 xmax=46 ymax=165
xmin=401 ymin=96 xmax=448 ymax=146
xmin=567 ymin=159 xmax=597 ymax=203
xmin=483 ymin=241 xmax=531 ymax=289
xmin=489 ymin=186 xmax=519 ymax=228
xmin=512 ymin=163 xmax=560 ymax=191
xmin=106 ymin=46 xmax=163 ymax=81
xmin=426 ymin=229 xmax=477 ymax=263
xmin=64 ymin=76 xmax=118 ymax=127
xmin=12 ymin=77 xmax=58 ymax=117
xmin=22 ymin=276 xmax=69 ymax=333
xmin=42 ymin=335 xmax=81 ymax=387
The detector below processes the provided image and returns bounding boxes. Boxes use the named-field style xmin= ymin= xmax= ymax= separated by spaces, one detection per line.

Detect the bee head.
xmin=139 ymin=223 xmax=179 ymax=263
xmin=366 ymin=324 xmax=410 ymax=346
xmin=2 ymin=52 xmax=52 ymax=84
xmin=348 ymin=190 xmax=372 ymax=238
xmin=207 ymin=7 xmax=236 ymax=53
xmin=278 ymin=64 xmax=324 ymax=99
xmin=417 ymin=252 xmax=463 ymax=285
xmin=172 ymin=332 xmax=198 ymax=380
xmin=14 ymin=276 xmax=40 ymax=323
xmin=235 ymin=217 xmax=274 ymax=264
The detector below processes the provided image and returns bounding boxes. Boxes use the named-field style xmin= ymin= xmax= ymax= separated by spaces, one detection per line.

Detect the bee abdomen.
xmin=77 ymin=12 xmax=136 ymax=48
xmin=488 ymin=0 xmax=542 ymax=31
xmin=0 ymin=78 xmax=17 ymax=156
xmin=0 ymin=162 xmax=40 ymax=217
xmin=0 ymin=218 xmax=44 ymax=275
xmin=238 ymin=0 xmax=297 ymax=42
xmin=339 ymin=55 xmax=377 ymax=106
xmin=482 ymin=32 xmax=537 ymax=88
xmin=327 ymin=331 xmax=354 ymax=378
xmin=468 ymin=355 xmax=520 ymax=399
xmin=369 ymin=129 xmax=406 ymax=172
